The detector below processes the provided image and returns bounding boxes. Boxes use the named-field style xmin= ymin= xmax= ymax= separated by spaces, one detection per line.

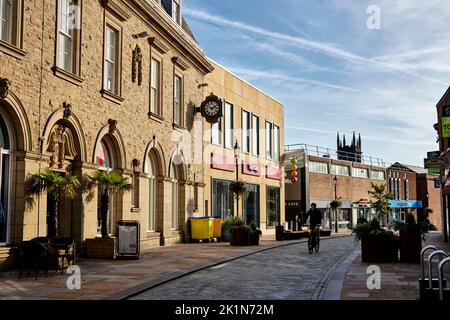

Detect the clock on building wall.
xmin=198 ymin=94 xmax=223 ymax=124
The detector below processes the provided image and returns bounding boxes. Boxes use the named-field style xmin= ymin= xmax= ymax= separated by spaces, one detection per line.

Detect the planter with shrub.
xmin=249 ymin=221 xmax=262 ymax=246
xmin=354 ymin=217 xmax=399 ymax=263
xmin=230 ymin=225 xmax=251 ymax=246
xmin=392 ymin=213 xmax=422 ymax=263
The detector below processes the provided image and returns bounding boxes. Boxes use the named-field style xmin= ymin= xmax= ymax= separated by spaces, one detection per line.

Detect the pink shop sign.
xmin=266 ymin=166 xmax=282 ymax=180
xmin=243 ymin=161 xmax=261 ymax=177
xmin=211 ymin=154 xmax=235 ymax=172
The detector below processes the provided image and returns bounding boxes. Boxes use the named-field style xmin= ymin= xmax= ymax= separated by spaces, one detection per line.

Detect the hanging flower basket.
xmin=229 ymin=179 xmax=249 ymax=198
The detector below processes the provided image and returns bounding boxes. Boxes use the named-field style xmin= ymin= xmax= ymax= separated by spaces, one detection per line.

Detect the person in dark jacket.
xmin=305 ymin=203 xmax=322 ymax=230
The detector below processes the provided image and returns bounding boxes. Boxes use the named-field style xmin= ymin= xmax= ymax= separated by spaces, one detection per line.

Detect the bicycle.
xmin=308 ymin=225 xmax=321 ymax=254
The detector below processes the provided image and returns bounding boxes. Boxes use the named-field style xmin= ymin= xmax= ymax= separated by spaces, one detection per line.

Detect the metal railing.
xmin=285 ymin=143 xmax=387 ymax=167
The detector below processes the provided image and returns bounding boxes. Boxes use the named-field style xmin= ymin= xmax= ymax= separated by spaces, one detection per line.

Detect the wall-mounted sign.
xmin=434 ymin=179 xmax=441 ymax=189
xmin=242 ymin=161 xmax=261 ymax=177
xmin=428 ymin=168 xmax=441 ymax=175
xmin=389 ymin=200 xmax=422 ymax=209
xmin=266 ymin=166 xmax=282 ymax=180
xmin=442 ymin=106 xmax=450 ymax=138
xmin=424 ymin=157 xmax=444 ymax=169
xmin=211 ymin=153 xmax=235 ymax=172
xmin=427 ymin=151 xmax=441 ymax=159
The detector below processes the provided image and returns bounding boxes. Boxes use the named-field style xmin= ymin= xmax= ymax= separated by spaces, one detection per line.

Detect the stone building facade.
xmin=0 ymin=0 xmax=214 ymax=250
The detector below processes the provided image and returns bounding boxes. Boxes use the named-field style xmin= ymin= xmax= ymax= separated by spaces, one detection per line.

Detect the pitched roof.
xmin=389 ymin=162 xmax=428 ymax=174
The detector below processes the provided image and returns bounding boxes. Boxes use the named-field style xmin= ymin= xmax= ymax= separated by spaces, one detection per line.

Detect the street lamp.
xmin=234 ymin=140 xmax=241 ymax=216
xmin=333 ymin=176 xmax=338 ymax=233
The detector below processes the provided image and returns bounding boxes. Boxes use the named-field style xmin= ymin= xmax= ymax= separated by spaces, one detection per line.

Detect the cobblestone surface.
xmin=131 ymin=237 xmax=357 ymax=300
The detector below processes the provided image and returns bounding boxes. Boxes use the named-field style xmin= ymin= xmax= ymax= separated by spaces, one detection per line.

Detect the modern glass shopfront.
xmin=244 ymin=184 xmax=260 ymax=226
xmin=266 ymin=186 xmax=280 ymax=227
xmin=212 ymin=179 xmax=234 ymax=219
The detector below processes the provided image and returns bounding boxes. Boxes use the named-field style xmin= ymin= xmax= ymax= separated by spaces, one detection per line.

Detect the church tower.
xmin=337 ymin=132 xmax=362 ymax=163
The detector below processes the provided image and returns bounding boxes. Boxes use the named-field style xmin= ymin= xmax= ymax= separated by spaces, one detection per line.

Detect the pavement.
xmin=334 ymin=231 xmax=450 ymax=300
xmin=0 ymin=230 xmax=448 ymax=300
xmin=0 ymin=233 xmax=350 ymax=300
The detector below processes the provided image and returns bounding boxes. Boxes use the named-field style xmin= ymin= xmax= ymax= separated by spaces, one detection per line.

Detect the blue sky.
xmin=183 ymin=0 xmax=450 ymax=166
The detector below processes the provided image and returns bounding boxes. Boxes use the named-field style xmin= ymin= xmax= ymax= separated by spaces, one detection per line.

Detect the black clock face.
xmin=204 ymin=101 xmax=220 ymax=117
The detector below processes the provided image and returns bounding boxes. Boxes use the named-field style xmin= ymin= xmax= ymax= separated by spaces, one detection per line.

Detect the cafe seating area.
xmin=13 ymin=237 xmax=76 ymax=279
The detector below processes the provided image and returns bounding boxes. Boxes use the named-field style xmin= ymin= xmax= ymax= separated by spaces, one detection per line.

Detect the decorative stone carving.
xmin=132 ymin=159 xmax=141 ymax=173
xmin=0 ymin=78 xmax=11 ymax=99
xmin=63 ymin=102 xmax=72 ymax=119
xmin=47 ymin=124 xmax=78 ymax=169
xmin=132 ymin=45 xmax=143 ymax=86
xmin=108 ymin=119 xmax=117 ymax=134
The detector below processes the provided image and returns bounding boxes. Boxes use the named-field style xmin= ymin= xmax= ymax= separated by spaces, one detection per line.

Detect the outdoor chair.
xmin=48 ymin=237 xmax=76 ymax=274
xmin=14 ymin=241 xmax=49 ymax=280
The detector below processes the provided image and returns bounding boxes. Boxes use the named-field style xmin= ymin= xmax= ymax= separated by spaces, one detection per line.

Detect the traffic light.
xmin=290 ymin=157 xmax=299 ymax=184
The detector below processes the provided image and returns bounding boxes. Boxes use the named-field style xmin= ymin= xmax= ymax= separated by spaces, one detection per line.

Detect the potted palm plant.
xmin=84 ymin=170 xmax=132 ymax=259
xmin=25 ymin=168 xmax=80 ymax=239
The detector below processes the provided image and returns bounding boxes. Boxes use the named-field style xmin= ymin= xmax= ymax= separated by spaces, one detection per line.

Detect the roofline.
xmin=206 ymin=57 xmax=284 ymax=107
xmin=437 ymin=86 xmax=450 ymax=107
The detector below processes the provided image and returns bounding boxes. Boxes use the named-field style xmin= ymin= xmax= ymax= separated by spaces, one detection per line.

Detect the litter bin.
xmin=212 ymin=217 xmax=223 ymax=239
xmin=190 ymin=217 xmax=214 ymax=241
xmin=276 ymin=225 xmax=284 ymax=241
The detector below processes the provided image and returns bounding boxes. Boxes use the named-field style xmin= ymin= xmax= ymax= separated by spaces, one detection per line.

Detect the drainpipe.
xmin=36 ymin=0 xmax=46 ymax=237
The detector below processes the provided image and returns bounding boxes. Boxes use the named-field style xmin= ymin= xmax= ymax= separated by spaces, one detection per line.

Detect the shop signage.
xmin=434 ymin=179 xmax=441 ymax=189
xmin=266 ymin=166 xmax=282 ymax=180
xmin=285 ymin=201 xmax=301 ymax=208
xmin=428 ymin=168 xmax=441 ymax=175
xmin=442 ymin=106 xmax=450 ymax=138
xmin=424 ymin=157 xmax=444 ymax=169
xmin=242 ymin=161 xmax=261 ymax=176
xmin=211 ymin=154 xmax=235 ymax=172
xmin=427 ymin=151 xmax=441 ymax=159
xmin=389 ymin=200 xmax=422 ymax=209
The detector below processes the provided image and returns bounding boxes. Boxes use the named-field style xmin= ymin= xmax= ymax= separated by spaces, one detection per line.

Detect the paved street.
xmin=131 ymin=236 xmax=357 ymax=300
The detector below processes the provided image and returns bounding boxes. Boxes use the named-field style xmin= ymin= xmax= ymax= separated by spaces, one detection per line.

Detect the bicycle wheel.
xmin=315 ymin=236 xmax=320 ymax=253
xmin=308 ymin=237 xmax=314 ymax=254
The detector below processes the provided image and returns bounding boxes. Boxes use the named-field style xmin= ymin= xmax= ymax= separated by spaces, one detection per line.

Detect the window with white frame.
xmin=370 ymin=170 xmax=385 ymax=181
xmin=266 ymin=121 xmax=273 ymax=160
xmin=309 ymin=161 xmax=329 ymax=174
xmin=0 ymin=0 xmax=19 ymax=45
xmin=242 ymin=110 xmax=250 ymax=153
xmin=352 ymin=167 xmax=369 ymax=178
xmin=404 ymin=179 xmax=409 ymax=200
xmin=252 ymin=115 xmax=259 ymax=156
xmin=211 ymin=119 xmax=222 ymax=146
xmin=57 ymin=0 xmax=80 ymax=73
xmin=104 ymin=25 xmax=119 ymax=94
xmin=150 ymin=58 xmax=161 ymax=115
xmin=331 ymin=164 xmax=350 ymax=176
xmin=172 ymin=0 xmax=181 ymax=25
xmin=274 ymin=125 xmax=280 ymax=161
xmin=224 ymin=102 xmax=234 ymax=149
xmin=173 ymin=75 xmax=182 ymax=125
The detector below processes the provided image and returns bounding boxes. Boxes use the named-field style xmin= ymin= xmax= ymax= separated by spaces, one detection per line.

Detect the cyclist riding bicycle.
xmin=305 ymin=203 xmax=322 ymax=253
xmin=305 ymin=203 xmax=322 ymax=232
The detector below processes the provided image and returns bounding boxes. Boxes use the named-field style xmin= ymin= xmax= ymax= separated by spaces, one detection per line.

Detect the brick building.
xmin=387 ymin=163 xmax=442 ymax=230
xmin=0 ymin=0 xmax=216 ymax=250
xmin=285 ymin=147 xmax=386 ymax=231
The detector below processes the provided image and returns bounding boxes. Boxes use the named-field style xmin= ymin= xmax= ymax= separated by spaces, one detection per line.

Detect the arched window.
xmin=95 ymin=139 xmax=113 ymax=235
xmin=0 ymin=114 xmax=11 ymax=244
xmin=96 ymin=140 xmax=112 ymax=169
xmin=170 ymin=159 xmax=179 ymax=230
xmin=146 ymin=152 xmax=157 ymax=232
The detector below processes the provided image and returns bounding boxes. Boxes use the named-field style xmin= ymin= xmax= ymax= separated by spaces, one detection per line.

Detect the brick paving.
xmin=339 ymin=232 xmax=450 ymax=300
xmin=0 ymin=234 xmax=347 ymax=300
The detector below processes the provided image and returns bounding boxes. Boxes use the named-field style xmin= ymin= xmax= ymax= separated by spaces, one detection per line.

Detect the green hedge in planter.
xmin=354 ymin=217 xmax=399 ymax=263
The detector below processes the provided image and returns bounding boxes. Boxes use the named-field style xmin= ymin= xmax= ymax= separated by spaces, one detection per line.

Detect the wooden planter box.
xmin=400 ymin=226 xmax=422 ymax=263
xmin=361 ymin=236 xmax=399 ymax=263
xmin=85 ymin=238 xmax=116 ymax=260
xmin=320 ymin=230 xmax=332 ymax=237
xmin=230 ymin=228 xmax=250 ymax=246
